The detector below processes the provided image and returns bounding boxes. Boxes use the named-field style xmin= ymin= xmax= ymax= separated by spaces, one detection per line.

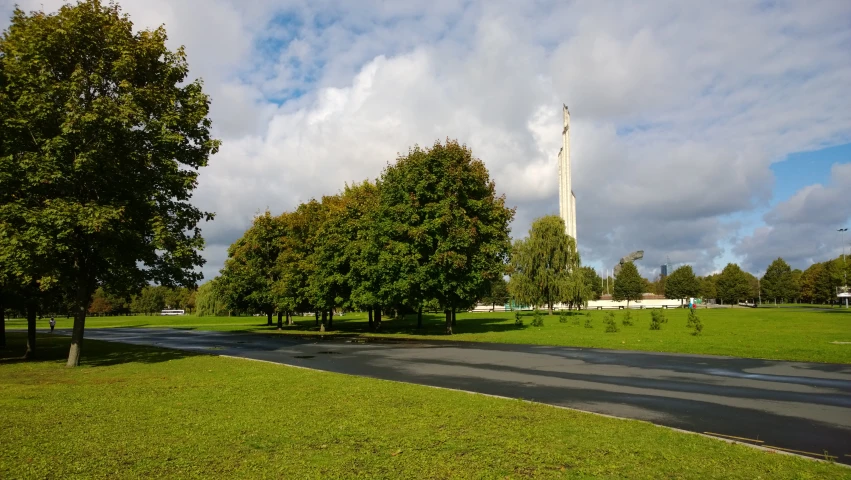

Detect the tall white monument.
xmin=557 ymin=104 xmax=577 ymax=241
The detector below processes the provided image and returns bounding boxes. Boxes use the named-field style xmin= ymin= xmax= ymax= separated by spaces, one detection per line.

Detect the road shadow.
xmin=225 ymin=311 xmax=578 ymax=338
xmin=0 ymin=332 xmax=204 ymax=367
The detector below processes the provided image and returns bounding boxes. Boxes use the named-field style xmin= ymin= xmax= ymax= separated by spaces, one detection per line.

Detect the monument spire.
xmin=558 ymin=104 xmax=577 ymax=241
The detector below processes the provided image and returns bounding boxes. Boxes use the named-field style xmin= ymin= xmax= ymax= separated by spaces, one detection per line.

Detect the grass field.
xmin=8 ymin=306 xmax=851 ymax=364
xmin=1 ymin=332 xmax=848 ymax=479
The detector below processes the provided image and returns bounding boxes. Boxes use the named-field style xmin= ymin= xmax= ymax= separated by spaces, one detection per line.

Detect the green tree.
xmin=814 ymin=261 xmax=836 ymax=304
xmin=716 ymin=263 xmax=751 ymax=305
xmin=338 ymin=181 xmax=387 ymax=330
xmin=799 ymin=263 xmax=821 ymax=303
xmin=789 ymin=269 xmax=802 ymax=303
xmin=196 ymin=279 xmax=228 ymax=317
xmin=581 ymin=266 xmax=603 ymax=301
xmin=218 ymin=211 xmax=284 ymax=326
xmin=612 ymin=262 xmax=643 ymax=308
xmin=761 ymin=258 xmax=793 ymax=305
xmin=378 ymin=140 xmax=514 ymax=334
xmin=131 ymin=286 xmax=166 ymax=315
xmin=508 ymin=216 xmax=581 ymax=315
xmin=664 ymin=265 xmax=699 ymax=306
xmin=481 ymin=276 xmax=509 ymax=310
xmin=0 ymin=1 xmax=219 ymax=366
xmin=698 ymin=275 xmax=717 ymax=301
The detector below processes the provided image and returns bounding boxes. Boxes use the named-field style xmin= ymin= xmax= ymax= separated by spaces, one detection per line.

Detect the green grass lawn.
xmin=1 ymin=333 xmax=847 ymax=479
xmin=8 ymin=306 xmax=851 ymax=364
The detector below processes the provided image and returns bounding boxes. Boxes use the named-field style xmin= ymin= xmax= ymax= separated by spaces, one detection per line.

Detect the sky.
xmin=2 ymin=0 xmax=850 ymax=281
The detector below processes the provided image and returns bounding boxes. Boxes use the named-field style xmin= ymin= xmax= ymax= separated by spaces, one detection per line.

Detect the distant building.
xmin=661 ymin=264 xmax=668 ymax=277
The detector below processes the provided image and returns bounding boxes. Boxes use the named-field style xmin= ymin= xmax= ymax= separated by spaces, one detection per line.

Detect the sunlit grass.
xmin=1 ymin=332 xmax=846 ymax=479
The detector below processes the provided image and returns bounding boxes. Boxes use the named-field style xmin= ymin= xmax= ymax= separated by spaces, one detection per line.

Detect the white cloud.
xmin=735 ymin=163 xmax=851 ymax=272
xmin=3 ymin=0 xmax=851 ymax=280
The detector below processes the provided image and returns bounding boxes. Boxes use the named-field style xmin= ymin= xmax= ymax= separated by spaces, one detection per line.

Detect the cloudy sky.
xmin=3 ymin=0 xmax=850 ymax=281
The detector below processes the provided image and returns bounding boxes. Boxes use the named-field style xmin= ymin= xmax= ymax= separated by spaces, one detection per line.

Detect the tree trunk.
xmin=287 ymin=311 xmax=293 ymax=326
xmin=548 ymin=301 xmax=553 ymax=315
xmin=315 ymin=311 xmax=319 ymax=326
xmin=375 ymin=308 xmax=382 ymax=330
xmin=445 ymin=309 xmax=453 ymax=335
xmin=451 ymin=308 xmax=457 ymax=326
xmin=321 ymin=310 xmax=327 ymax=327
xmin=417 ymin=306 xmax=423 ymax=329
xmin=277 ymin=312 xmax=283 ymax=330
xmin=368 ymin=309 xmax=373 ymax=331
xmin=67 ymin=284 xmax=92 ymax=367
xmin=266 ymin=312 xmax=273 ymax=326
xmin=25 ymin=301 xmax=37 ymax=359
xmin=328 ymin=310 xmax=333 ymax=329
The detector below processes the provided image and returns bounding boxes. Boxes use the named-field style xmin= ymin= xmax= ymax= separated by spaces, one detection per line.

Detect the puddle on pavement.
xmin=317 ymin=351 xmax=340 ymax=355
xmin=293 ymin=355 xmax=315 ymax=359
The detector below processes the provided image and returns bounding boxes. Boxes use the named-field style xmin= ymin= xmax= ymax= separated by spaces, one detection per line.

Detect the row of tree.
xmin=651 ymin=256 xmax=849 ymax=306
xmin=209 ymin=139 xmax=515 ymax=334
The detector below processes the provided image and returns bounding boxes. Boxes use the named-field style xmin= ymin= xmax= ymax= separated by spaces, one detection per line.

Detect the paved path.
xmin=76 ymin=328 xmax=851 ymax=463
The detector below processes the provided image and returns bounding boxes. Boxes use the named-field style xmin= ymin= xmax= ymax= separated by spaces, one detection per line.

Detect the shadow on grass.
xmin=230 ymin=312 xmax=548 ymax=338
xmin=0 ymin=332 xmax=203 ymax=367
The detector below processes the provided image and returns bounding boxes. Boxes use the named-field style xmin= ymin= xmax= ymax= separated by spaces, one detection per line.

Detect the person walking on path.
xmin=49 ymin=317 xmax=56 ymax=333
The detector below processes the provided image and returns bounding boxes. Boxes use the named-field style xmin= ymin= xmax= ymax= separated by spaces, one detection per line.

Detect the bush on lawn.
xmin=605 ymin=312 xmax=619 ymax=333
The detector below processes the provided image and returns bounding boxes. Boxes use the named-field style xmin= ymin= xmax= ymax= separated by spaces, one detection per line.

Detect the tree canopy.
xmin=0 ymin=0 xmax=218 ymax=365
xmin=612 ymin=262 xmax=643 ymax=307
xmin=716 ymin=263 xmax=751 ymax=305
xmin=665 ymin=265 xmax=699 ymax=305
xmin=377 ymin=140 xmax=514 ymax=332
xmin=508 ymin=215 xmax=585 ymax=314
xmin=761 ymin=258 xmax=794 ymax=304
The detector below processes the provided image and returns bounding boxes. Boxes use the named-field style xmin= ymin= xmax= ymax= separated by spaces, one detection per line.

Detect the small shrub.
xmin=604 ymin=312 xmax=619 ymax=333
xmin=650 ymin=310 xmax=663 ymax=330
xmin=622 ymin=310 xmax=633 ymax=326
xmin=559 ymin=311 xmax=568 ymax=323
xmin=531 ymin=310 xmax=544 ymax=327
xmin=584 ymin=316 xmax=592 ymax=328
xmin=514 ymin=311 xmax=523 ymax=326
xmin=688 ymin=308 xmax=703 ymax=335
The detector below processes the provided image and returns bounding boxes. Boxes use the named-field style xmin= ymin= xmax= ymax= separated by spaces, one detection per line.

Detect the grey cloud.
xmin=3 ymin=0 xmax=850 ymax=282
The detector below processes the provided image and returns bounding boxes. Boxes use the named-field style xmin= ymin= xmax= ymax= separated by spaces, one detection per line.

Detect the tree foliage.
xmin=761 ymin=258 xmax=794 ymax=304
xmin=664 ymin=265 xmax=699 ymax=305
xmin=716 ymin=263 xmax=751 ymax=304
xmin=196 ymin=280 xmax=228 ymax=317
xmin=0 ymin=0 xmax=218 ymax=365
xmin=612 ymin=262 xmax=643 ymax=307
xmin=581 ymin=266 xmax=603 ymax=301
xmin=218 ymin=211 xmax=284 ymax=325
xmin=508 ymin=216 xmax=584 ymax=314
xmin=378 ymin=140 xmax=514 ymax=333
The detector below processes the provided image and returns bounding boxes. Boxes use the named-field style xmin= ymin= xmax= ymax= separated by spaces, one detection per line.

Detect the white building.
xmin=557 ymin=104 xmax=577 ymax=241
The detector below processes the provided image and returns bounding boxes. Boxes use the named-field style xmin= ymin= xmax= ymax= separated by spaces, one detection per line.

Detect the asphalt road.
xmin=74 ymin=328 xmax=851 ymax=463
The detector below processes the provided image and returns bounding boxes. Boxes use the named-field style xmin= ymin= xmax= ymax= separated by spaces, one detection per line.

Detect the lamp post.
xmin=839 ymin=228 xmax=848 ymax=308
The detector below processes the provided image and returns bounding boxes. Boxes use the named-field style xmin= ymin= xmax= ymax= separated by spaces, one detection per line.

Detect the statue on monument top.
xmin=614 ymin=250 xmax=644 ymax=276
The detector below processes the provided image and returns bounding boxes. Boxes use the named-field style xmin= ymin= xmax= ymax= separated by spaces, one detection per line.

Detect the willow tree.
xmin=508 ymin=215 xmax=583 ymax=314
xmin=0 ymin=1 xmax=219 ymax=366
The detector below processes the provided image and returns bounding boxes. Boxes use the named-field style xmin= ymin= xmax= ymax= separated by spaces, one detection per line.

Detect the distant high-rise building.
xmin=661 ymin=264 xmax=668 ymax=277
